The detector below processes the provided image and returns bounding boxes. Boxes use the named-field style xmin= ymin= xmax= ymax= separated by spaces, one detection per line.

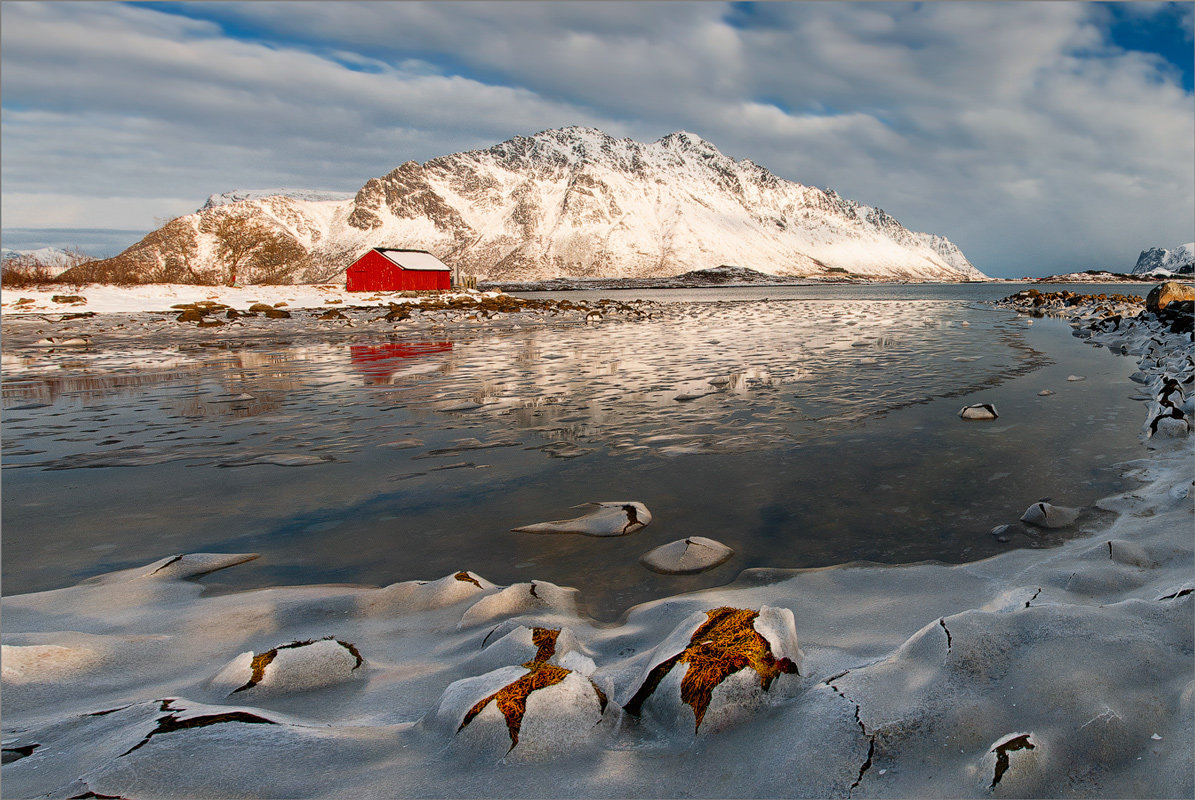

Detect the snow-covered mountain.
xmin=66 ymin=127 xmax=985 ymax=284
xmin=1 ymin=246 xmax=90 ymax=275
xmin=200 ymin=188 xmax=356 ymax=210
xmin=1132 ymin=243 xmax=1194 ymax=275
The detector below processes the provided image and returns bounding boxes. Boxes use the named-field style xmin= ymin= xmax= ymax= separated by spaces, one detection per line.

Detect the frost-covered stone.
xmin=1020 ymin=502 xmax=1080 ymax=529
xmin=434 ymin=665 xmax=608 ymax=759
xmin=212 ymin=637 xmax=364 ymax=696
xmin=621 ymin=606 xmax=801 ymax=735
xmin=469 ymin=624 xmax=585 ymax=673
xmin=640 ymin=537 xmax=734 ymax=574
xmin=512 ymin=501 xmax=651 ymax=536
xmin=362 ymin=570 xmax=493 ymax=615
xmin=458 ymin=581 xmax=580 ymax=628
xmin=1149 ymin=408 xmax=1191 ymax=438
xmin=959 ymin=403 xmax=998 ymax=420
xmin=979 ymin=732 xmax=1043 ymax=795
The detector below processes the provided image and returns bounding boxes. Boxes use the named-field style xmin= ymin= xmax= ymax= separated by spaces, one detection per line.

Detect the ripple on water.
xmin=0 ymin=296 xmax=1145 ymax=618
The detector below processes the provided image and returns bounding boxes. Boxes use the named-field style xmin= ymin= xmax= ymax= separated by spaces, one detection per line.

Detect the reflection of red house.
xmin=346 ymin=249 xmax=453 ymax=292
xmin=350 ymin=342 xmax=453 ymax=383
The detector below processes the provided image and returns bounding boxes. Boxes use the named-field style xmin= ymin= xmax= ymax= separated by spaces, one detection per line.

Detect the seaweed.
xmin=454 ymin=571 xmax=483 ymax=588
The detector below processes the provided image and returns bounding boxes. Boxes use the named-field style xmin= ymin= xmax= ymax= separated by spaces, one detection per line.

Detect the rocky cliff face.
xmin=65 ymin=127 xmax=986 ymax=284
xmin=1133 ymin=243 xmax=1195 ymax=276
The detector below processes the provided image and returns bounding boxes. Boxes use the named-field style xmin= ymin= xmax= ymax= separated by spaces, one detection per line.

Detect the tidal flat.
xmin=1 ymin=282 xmax=1191 ymax=798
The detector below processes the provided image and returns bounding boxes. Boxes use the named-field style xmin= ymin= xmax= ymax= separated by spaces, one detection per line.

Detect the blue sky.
xmin=2 ymin=1 xmax=1191 ymax=277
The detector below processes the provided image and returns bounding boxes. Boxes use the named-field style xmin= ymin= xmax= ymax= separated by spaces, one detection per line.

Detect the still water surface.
xmin=1 ymin=284 xmax=1148 ymax=620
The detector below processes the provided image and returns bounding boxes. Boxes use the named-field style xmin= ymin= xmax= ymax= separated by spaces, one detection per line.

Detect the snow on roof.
xmin=374 ymin=249 xmax=452 ymax=271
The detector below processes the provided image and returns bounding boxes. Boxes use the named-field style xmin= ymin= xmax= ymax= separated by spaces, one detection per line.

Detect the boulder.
xmin=640 ymin=537 xmax=734 ymax=574
xmin=1020 ymin=502 xmax=1080 ymax=528
xmin=620 ymin=606 xmax=801 ymax=735
xmin=432 ymin=625 xmax=610 ymax=758
xmin=1145 ymin=282 xmax=1195 ymax=313
xmin=512 ymin=502 xmax=651 ymax=536
xmin=211 ymin=637 xmax=364 ymax=696
xmin=959 ymin=403 xmax=998 ymax=420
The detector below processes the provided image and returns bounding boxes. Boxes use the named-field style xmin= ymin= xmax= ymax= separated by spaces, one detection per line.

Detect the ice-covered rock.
xmin=979 ymin=732 xmax=1042 ymax=795
xmin=640 ymin=537 xmax=734 ymax=574
xmin=1148 ymin=407 xmax=1190 ymax=438
xmin=362 ymin=570 xmax=493 ymax=616
xmin=959 ymin=403 xmax=999 ymax=420
xmin=1020 ymin=502 xmax=1081 ymax=528
xmin=621 ymin=606 xmax=801 ymax=735
xmin=458 ymin=581 xmax=581 ymax=628
xmin=512 ymin=501 xmax=651 ymax=536
xmin=212 ymin=637 xmax=364 ymax=697
xmin=469 ymin=624 xmax=586 ymax=674
xmin=432 ymin=626 xmax=610 ymax=759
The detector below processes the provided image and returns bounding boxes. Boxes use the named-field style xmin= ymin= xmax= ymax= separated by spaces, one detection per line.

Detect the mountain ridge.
xmin=64 ymin=127 xmax=986 ymax=285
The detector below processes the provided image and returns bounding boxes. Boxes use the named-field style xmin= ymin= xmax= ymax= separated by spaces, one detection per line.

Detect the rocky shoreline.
xmin=2 ymin=288 xmax=1192 ymax=798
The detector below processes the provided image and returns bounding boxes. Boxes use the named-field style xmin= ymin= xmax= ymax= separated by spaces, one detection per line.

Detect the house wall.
xmin=346 ymin=250 xmax=451 ymax=291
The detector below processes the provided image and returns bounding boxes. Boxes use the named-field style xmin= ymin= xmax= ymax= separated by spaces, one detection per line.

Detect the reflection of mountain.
xmin=350 ymin=342 xmax=453 ymax=384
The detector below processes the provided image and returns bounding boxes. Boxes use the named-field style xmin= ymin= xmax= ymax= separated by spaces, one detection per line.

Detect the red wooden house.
xmin=346 ymin=248 xmax=453 ymax=292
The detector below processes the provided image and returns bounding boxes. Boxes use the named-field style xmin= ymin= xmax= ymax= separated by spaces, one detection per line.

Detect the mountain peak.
xmin=82 ymin=126 xmax=984 ymax=286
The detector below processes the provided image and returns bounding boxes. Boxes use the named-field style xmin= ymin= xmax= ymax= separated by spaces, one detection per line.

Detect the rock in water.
xmin=512 ymin=502 xmax=651 ymax=536
xmin=1020 ymin=502 xmax=1080 ymax=528
xmin=959 ymin=403 xmax=999 ymax=420
xmin=1146 ymin=281 xmax=1195 ymax=313
xmin=640 ymin=537 xmax=734 ymax=574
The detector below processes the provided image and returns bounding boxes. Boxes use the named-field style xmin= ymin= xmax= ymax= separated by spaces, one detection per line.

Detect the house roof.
xmin=372 ymin=249 xmax=452 ymax=271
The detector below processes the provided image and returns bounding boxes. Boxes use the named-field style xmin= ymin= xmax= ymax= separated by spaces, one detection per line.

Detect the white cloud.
xmin=1 ymin=0 xmax=1191 ymax=275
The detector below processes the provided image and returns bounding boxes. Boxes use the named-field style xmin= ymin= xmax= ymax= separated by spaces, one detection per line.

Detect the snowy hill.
xmin=66 ymin=127 xmax=986 ymax=285
xmin=200 ymin=188 xmax=356 ymax=211
xmin=1132 ymin=243 xmax=1195 ymax=275
xmin=1 ymin=246 xmax=90 ymax=276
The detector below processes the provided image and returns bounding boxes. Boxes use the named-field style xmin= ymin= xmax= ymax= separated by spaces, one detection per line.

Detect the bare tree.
xmin=199 ymin=210 xmax=308 ymax=285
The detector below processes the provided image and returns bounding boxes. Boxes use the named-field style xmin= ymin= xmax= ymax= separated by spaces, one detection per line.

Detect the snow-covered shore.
xmin=0 ymin=282 xmax=484 ymax=315
xmin=1 ymin=291 xmax=1191 ymax=798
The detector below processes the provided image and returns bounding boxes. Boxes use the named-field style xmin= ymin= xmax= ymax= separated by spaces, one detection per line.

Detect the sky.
xmin=1 ymin=1 xmax=1192 ymax=277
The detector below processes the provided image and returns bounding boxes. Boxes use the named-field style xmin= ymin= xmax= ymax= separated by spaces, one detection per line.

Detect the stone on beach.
xmin=512 ymin=501 xmax=651 ymax=536
xmin=1148 ymin=408 xmax=1190 ymax=438
xmin=1145 ymin=281 xmax=1195 ymax=313
xmin=1020 ymin=501 xmax=1081 ymax=528
xmin=959 ymin=403 xmax=999 ymax=420
xmin=362 ymin=570 xmax=494 ymax=616
xmin=432 ymin=661 xmax=609 ymax=760
xmin=620 ymin=606 xmax=801 ymax=736
xmin=212 ymin=637 xmax=364 ymax=697
xmin=640 ymin=537 xmax=734 ymax=574
xmin=458 ymin=580 xmax=581 ymax=628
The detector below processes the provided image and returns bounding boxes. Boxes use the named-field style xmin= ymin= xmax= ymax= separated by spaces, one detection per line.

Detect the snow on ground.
xmin=1 ymin=292 xmax=1191 ymax=798
xmin=0 ymin=283 xmax=491 ymax=315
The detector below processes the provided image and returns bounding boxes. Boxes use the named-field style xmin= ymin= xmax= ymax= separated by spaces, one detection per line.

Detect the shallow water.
xmin=1 ymin=284 xmax=1148 ymax=620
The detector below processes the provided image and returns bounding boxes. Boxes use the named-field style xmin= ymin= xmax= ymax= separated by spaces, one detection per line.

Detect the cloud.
xmin=1 ymin=0 xmax=1191 ymax=275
